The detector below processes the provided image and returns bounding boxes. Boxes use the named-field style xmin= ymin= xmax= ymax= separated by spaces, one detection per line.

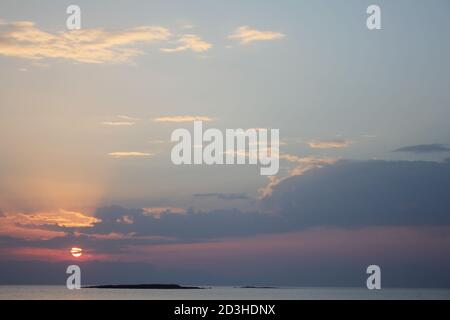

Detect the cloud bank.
xmin=2 ymin=160 xmax=450 ymax=287
xmin=8 ymin=159 xmax=448 ymax=242
xmin=393 ymin=144 xmax=450 ymax=154
xmin=193 ymin=193 xmax=249 ymax=200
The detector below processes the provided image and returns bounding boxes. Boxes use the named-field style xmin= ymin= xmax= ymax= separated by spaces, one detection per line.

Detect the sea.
xmin=1 ymin=286 xmax=450 ymax=300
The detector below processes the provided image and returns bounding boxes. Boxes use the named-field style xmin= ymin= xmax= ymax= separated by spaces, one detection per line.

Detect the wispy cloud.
xmin=142 ymin=207 xmax=186 ymax=219
xmin=280 ymin=154 xmax=338 ymax=176
xmin=153 ymin=115 xmax=213 ymax=123
xmin=0 ymin=20 xmax=171 ymax=64
xmin=228 ymin=26 xmax=285 ymax=44
xmin=101 ymin=115 xmax=141 ymax=126
xmin=308 ymin=139 xmax=352 ymax=149
xmin=108 ymin=152 xmax=153 ymax=158
xmin=117 ymin=115 xmax=141 ymax=121
xmin=193 ymin=193 xmax=249 ymax=200
xmin=161 ymin=34 xmax=212 ymax=53
xmin=148 ymin=139 xmax=167 ymax=144
xmin=393 ymin=144 xmax=450 ymax=154
xmin=101 ymin=121 xmax=135 ymax=126
xmin=258 ymin=154 xmax=338 ymax=198
xmin=115 ymin=215 xmax=134 ymax=225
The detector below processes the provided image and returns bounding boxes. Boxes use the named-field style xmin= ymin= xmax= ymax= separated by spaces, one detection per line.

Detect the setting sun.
xmin=70 ymin=247 xmax=82 ymax=258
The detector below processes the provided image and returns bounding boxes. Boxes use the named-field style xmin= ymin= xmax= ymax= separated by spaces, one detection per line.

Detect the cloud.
xmin=393 ymin=144 xmax=450 ymax=154
xmin=101 ymin=115 xmax=141 ymax=126
xmin=0 ymin=209 xmax=99 ymax=239
xmin=228 ymin=26 xmax=285 ymax=44
xmin=258 ymin=154 xmax=338 ymax=198
xmin=142 ymin=207 xmax=186 ymax=219
xmin=280 ymin=154 xmax=338 ymax=175
xmin=193 ymin=193 xmax=249 ymax=200
xmin=264 ymin=160 xmax=450 ymax=227
xmin=0 ymin=20 xmax=171 ymax=64
xmin=21 ymin=209 xmax=99 ymax=228
xmin=16 ymin=160 xmax=446 ymax=242
xmin=116 ymin=115 xmax=141 ymax=121
xmin=153 ymin=115 xmax=213 ymax=123
xmin=73 ymin=206 xmax=284 ymax=240
xmin=108 ymin=152 xmax=152 ymax=158
xmin=101 ymin=121 xmax=135 ymax=126
xmin=3 ymin=160 xmax=450 ymax=259
xmin=3 ymin=161 xmax=450 ymax=287
xmin=308 ymin=139 xmax=352 ymax=149
xmin=161 ymin=34 xmax=212 ymax=53
xmin=2 ymin=160 xmax=450 ymax=289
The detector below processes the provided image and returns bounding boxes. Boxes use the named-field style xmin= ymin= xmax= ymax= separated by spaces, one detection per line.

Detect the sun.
xmin=70 ymin=247 xmax=82 ymax=258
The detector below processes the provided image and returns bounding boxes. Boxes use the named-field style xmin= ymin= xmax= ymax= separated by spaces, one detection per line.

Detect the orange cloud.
xmin=101 ymin=121 xmax=135 ymax=126
xmin=161 ymin=34 xmax=212 ymax=53
xmin=308 ymin=139 xmax=352 ymax=149
xmin=0 ymin=20 xmax=171 ymax=64
xmin=258 ymin=154 xmax=338 ymax=198
xmin=108 ymin=152 xmax=153 ymax=158
xmin=228 ymin=26 xmax=285 ymax=44
xmin=0 ymin=209 xmax=99 ymax=239
xmin=153 ymin=115 xmax=213 ymax=123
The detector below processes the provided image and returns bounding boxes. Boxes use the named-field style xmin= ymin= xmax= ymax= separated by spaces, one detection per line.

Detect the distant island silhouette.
xmin=239 ymin=286 xmax=278 ymax=289
xmin=85 ymin=284 xmax=205 ymax=289
xmin=84 ymin=284 xmax=281 ymax=290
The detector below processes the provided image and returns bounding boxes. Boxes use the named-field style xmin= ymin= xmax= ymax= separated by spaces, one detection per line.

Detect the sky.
xmin=1 ymin=0 xmax=450 ymax=287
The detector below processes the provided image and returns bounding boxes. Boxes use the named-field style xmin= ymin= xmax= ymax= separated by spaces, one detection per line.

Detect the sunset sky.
xmin=1 ymin=0 xmax=450 ymax=287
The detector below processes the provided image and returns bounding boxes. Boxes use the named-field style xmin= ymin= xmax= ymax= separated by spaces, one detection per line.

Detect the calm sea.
xmin=1 ymin=286 xmax=449 ymax=300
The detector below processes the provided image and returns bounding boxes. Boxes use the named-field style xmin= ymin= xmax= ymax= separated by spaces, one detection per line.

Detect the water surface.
xmin=1 ymin=286 xmax=449 ymax=300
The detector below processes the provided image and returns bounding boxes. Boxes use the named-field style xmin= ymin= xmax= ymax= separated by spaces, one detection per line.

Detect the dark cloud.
xmin=82 ymin=206 xmax=286 ymax=240
xmin=193 ymin=193 xmax=249 ymax=200
xmin=393 ymin=144 xmax=450 ymax=154
xmin=30 ymin=160 xmax=447 ymax=242
xmin=4 ymin=160 xmax=450 ymax=267
xmin=265 ymin=160 xmax=450 ymax=227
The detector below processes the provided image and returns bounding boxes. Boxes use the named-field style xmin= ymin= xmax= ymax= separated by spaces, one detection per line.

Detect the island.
xmin=84 ymin=284 xmax=205 ymax=289
xmin=239 ymin=286 xmax=278 ymax=289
